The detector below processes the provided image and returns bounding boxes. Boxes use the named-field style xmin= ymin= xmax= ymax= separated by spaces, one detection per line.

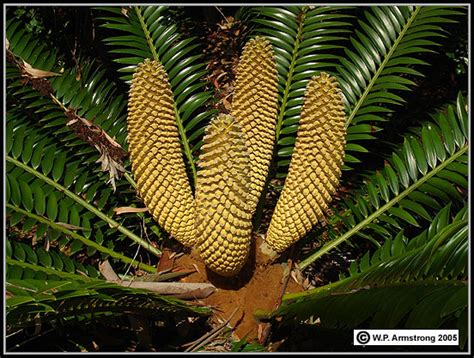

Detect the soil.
xmin=174 ymin=235 xmax=304 ymax=340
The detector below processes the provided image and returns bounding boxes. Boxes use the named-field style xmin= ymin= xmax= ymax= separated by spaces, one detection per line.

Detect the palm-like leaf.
xmin=338 ymin=6 xmax=463 ymax=166
xmin=263 ymin=209 xmax=468 ymax=347
xmin=96 ymin=6 xmax=217 ymax=184
xmin=6 ymin=145 xmax=160 ymax=260
xmin=6 ymin=104 xmax=159 ymax=259
xmin=6 ymin=18 xmax=163 ymax=263
xmin=6 ymin=202 xmax=156 ymax=273
xmin=6 ymin=278 xmax=211 ymax=334
xmin=7 ymin=236 xmax=102 ymax=281
xmin=344 ymin=204 xmax=468 ymax=278
xmin=7 ymin=17 xmax=128 ymax=148
xmin=300 ymin=93 xmax=468 ymax=268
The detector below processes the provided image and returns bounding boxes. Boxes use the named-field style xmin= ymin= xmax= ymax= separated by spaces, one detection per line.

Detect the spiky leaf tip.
xmin=128 ymin=59 xmax=196 ymax=247
xmin=195 ymin=114 xmax=253 ymax=276
xmin=266 ymin=72 xmax=346 ymax=253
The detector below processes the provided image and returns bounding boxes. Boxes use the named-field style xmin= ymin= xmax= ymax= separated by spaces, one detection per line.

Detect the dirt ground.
xmin=174 ymin=235 xmax=303 ymax=340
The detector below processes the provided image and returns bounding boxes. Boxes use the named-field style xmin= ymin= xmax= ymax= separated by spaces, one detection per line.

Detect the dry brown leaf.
xmin=95 ymin=145 xmax=125 ymax=191
xmin=257 ymin=323 xmax=264 ymax=342
xmin=119 ymin=281 xmax=216 ymax=299
xmin=100 ymin=260 xmax=216 ymax=299
xmin=290 ymin=268 xmax=304 ymax=286
xmin=222 ymin=97 xmax=232 ymax=111
xmin=156 ymin=248 xmax=175 ymax=273
xmin=302 ymin=277 xmax=314 ymax=290
xmin=22 ymin=60 xmax=61 ymax=79
xmin=99 ymin=260 xmax=121 ymax=281
xmin=172 ymin=286 xmax=217 ymax=300
xmin=191 ymin=263 xmax=201 ymax=276
xmin=44 ymin=237 xmax=50 ymax=252
xmin=65 ymin=109 xmax=127 ymax=191
xmin=113 ymin=206 xmax=149 ymax=215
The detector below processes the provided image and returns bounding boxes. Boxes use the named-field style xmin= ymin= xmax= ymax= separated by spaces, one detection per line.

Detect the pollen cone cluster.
xmin=231 ymin=36 xmax=278 ymax=214
xmin=195 ymin=114 xmax=253 ymax=277
xmin=266 ymin=73 xmax=346 ymax=253
xmin=127 ymin=59 xmax=196 ymax=247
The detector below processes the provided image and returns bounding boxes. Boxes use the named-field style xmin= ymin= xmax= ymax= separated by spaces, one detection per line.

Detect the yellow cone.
xmin=231 ymin=36 xmax=278 ymax=214
xmin=128 ymin=59 xmax=196 ymax=246
xmin=195 ymin=114 xmax=252 ymax=276
xmin=266 ymin=72 xmax=346 ymax=253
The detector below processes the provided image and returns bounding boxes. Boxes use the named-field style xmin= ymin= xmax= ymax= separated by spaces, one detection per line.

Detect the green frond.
xmin=6 ymin=278 xmax=211 ymax=334
xmin=6 ymin=17 xmax=58 ymax=70
xmin=6 ymin=18 xmax=164 ymax=259
xmin=248 ymin=6 xmax=353 ymax=178
xmin=7 ymin=19 xmax=127 ymax=187
xmin=5 ymin=110 xmax=160 ymax=259
xmin=300 ymin=94 xmax=468 ymax=269
xmin=7 ymin=244 xmax=100 ymax=281
xmin=6 ymin=112 xmax=93 ymax=244
xmin=265 ymin=216 xmax=468 ymax=347
xmin=6 ymin=203 xmax=157 ymax=273
xmin=346 ymin=204 xmax=467 ymax=277
xmin=6 ymin=153 xmax=161 ymax=258
xmin=338 ymin=6 xmax=464 ymax=167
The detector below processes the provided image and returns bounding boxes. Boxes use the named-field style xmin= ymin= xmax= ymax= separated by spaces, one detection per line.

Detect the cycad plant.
xmin=5 ymin=5 xmax=468 ymax=352
xmin=126 ymin=36 xmax=346 ymax=275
